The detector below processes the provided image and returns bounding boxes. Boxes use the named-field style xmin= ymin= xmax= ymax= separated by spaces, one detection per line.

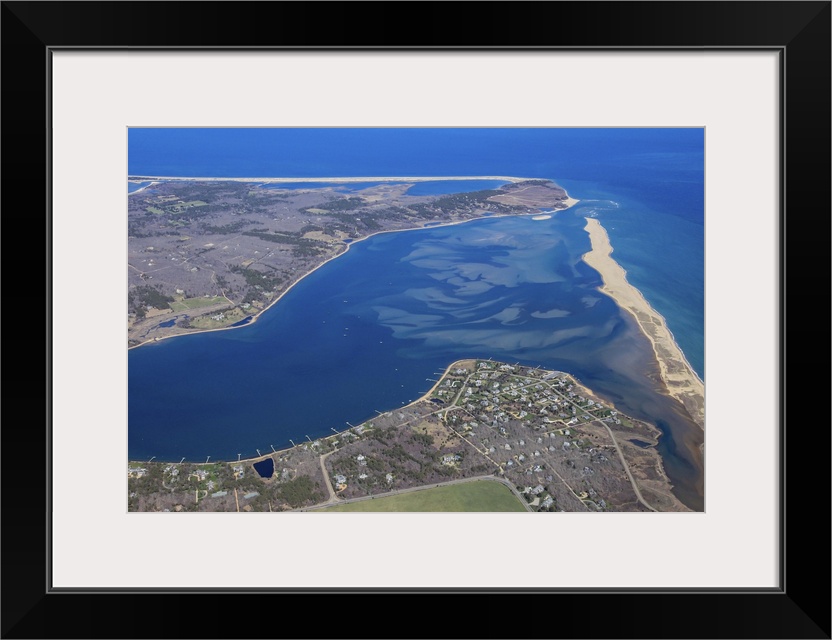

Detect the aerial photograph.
xmin=127 ymin=128 xmax=704 ymax=513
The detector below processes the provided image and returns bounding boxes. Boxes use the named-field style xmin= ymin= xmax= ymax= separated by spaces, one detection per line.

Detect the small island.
xmin=128 ymin=359 xmax=690 ymax=512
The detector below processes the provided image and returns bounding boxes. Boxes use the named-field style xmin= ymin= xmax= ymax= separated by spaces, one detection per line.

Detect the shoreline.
xmin=129 ymin=357 xmax=479 ymax=467
xmin=127 ymin=181 xmax=161 ymax=196
xmin=581 ymin=217 xmax=704 ymax=430
xmin=128 ymin=190 xmax=580 ymax=351
xmin=127 ymin=174 xmax=534 ymax=184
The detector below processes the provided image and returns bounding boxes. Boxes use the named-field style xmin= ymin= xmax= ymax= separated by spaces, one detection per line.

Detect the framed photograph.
xmin=6 ymin=1 xmax=829 ymax=638
xmin=124 ymin=125 xmax=705 ymax=519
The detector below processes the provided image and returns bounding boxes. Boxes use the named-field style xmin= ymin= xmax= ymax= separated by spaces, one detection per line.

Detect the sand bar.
xmin=582 ymin=217 xmax=704 ymax=430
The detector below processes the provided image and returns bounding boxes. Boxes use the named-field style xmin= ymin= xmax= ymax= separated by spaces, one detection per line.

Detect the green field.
xmin=169 ymin=296 xmax=226 ymax=312
xmin=322 ymin=480 xmax=527 ymax=512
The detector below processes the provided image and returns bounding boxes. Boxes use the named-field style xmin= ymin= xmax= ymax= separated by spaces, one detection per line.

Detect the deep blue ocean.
xmin=128 ymin=128 xmax=704 ymax=507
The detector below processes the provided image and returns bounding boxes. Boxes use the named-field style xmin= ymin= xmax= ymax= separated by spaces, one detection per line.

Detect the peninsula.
xmin=128 ymin=359 xmax=690 ymax=512
xmin=127 ymin=178 xmax=576 ymax=347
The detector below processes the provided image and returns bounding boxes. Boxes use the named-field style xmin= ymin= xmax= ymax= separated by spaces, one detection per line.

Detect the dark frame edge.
xmin=2 ymin=1 xmax=829 ymax=639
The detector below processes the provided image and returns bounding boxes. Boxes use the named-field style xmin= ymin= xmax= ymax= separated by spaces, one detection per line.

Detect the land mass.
xmin=128 ymin=359 xmax=690 ymax=513
xmin=128 ymin=178 xmax=575 ymax=347
xmin=582 ymin=217 xmax=705 ymax=431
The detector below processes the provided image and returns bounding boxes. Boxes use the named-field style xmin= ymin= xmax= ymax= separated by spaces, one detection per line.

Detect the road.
xmin=318 ymin=449 xmax=340 ymax=506
xmin=600 ymin=423 xmax=658 ymax=512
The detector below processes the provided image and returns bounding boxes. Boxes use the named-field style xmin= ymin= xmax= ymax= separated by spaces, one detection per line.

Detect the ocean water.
xmin=404 ymin=180 xmax=509 ymax=196
xmin=556 ymin=178 xmax=704 ymax=378
xmin=257 ymin=181 xmax=404 ymax=191
xmin=128 ymin=128 xmax=704 ymax=507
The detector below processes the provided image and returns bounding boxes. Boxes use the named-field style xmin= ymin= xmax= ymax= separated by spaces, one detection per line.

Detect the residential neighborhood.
xmin=128 ymin=359 xmax=689 ymax=512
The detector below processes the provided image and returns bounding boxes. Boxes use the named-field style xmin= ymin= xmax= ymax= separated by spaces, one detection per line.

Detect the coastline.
xmin=127 ymin=174 xmax=534 ymax=184
xmin=581 ymin=217 xmax=704 ymax=430
xmin=127 ymin=181 xmax=160 ymax=196
xmin=129 ymin=357 xmax=479 ymax=467
xmin=128 ymin=355 xmax=685 ymax=514
xmin=129 ymin=187 xmax=580 ymax=350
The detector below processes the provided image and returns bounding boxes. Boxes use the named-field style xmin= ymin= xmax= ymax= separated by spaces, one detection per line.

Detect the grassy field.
xmin=323 ymin=480 xmax=527 ymax=512
xmin=169 ymin=296 xmax=226 ymax=312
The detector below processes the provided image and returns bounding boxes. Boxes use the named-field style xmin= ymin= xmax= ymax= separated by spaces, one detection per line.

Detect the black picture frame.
xmin=4 ymin=2 xmax=829 ymax=638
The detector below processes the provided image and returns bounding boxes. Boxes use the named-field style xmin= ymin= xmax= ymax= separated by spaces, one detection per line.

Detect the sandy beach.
xmin=582 ymin=217 xmax=704 ymax=431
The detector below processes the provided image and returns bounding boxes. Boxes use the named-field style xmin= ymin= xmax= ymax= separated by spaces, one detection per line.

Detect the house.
xmin=334 ymin=474 xmax=347 ymax=485
xmin=385 ymin=473 xmax=394 ymax=483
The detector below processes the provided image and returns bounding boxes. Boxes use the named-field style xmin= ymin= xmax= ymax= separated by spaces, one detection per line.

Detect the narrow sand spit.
xmin=582 ymin=218 xmax=704 ymax=430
